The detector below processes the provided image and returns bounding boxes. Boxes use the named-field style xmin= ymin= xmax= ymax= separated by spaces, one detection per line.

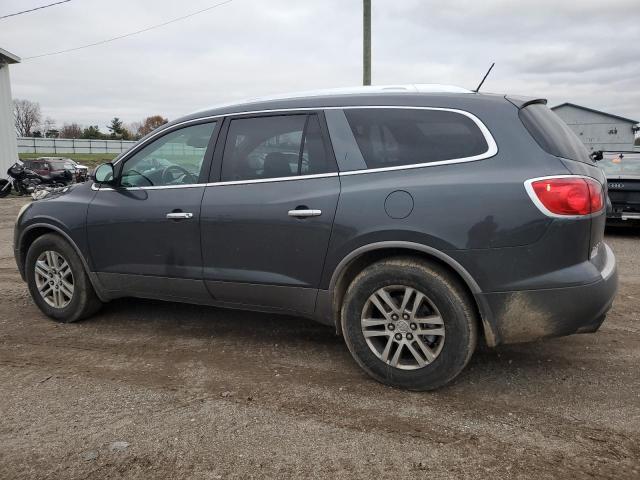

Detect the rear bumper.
xmin=607 ymin=211 xmax=640 ymax=223
xmin=477 ymin=244 xmax=618 ymax=345
xmin=607 ymin=202 xmax=640 ymax=223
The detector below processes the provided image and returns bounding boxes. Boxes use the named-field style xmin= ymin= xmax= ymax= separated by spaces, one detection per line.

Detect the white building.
xmin=551 ymin=102 xmax=639 ymax=153
xmin=0 ymin=48 xmax=21 ymax=175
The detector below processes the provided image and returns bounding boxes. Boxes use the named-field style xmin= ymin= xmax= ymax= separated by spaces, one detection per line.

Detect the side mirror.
xmin=92 ymin=163 xmax=115 ymax=184
xmin=590 ymin=151 xmax=603 ymax=161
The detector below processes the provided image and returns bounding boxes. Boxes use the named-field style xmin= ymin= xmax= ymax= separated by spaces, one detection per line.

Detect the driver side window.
xmin=120 ymin=122 xmax=217 ymax=187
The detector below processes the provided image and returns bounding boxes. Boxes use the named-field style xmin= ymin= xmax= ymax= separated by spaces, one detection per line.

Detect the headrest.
xmin=263 ymin=152 xmax=294 ymax=178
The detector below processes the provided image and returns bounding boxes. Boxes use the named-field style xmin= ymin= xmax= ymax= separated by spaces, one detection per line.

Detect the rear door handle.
xmin=288 ymin=209 xmax=322 ymax=218
xmin=166 ymin=212 xmax=194 ymax=220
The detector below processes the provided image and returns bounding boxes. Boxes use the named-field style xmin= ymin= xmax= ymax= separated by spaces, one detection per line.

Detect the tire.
xmin=341 ymin=257 xmax=478 ymax=391
xmin=0 ymin=179 xmax=11 ymax=198
xmin=25 ymin=233 xmax=102 ymax=323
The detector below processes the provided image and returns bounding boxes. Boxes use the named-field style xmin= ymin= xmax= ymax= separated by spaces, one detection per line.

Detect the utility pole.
xmin=363 ymin=0 xmax=371 ymax=86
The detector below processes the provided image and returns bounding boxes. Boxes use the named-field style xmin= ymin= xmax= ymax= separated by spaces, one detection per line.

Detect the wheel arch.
xmin=19 ymin=223 xmax=109 ymax=302
xmin=328 ymin=241 xmax=498 ymax=347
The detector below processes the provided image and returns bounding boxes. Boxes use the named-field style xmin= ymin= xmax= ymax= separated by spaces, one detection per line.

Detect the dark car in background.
xmin=13 ymin=85 xmax=617 ymax=390
xmin=22 ymin=157 xmax=89 ymax=183
xmin=598 ymin=152 xmax=640 ymax=225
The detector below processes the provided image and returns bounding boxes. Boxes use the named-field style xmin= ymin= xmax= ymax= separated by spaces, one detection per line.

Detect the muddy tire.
xmin=341 ymin=257 xmax=478 ymax=391
xmin=25 ymin=233 xmax=102 ymax=323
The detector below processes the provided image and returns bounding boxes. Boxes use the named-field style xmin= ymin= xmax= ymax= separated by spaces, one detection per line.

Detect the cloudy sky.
xmin=1 ymin=0 xmax=638 ymax=130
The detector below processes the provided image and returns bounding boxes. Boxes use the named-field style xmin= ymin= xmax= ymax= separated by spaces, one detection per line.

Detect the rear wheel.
xmin=25 ymin=233 xmax=102 ymax=322
xmin=341 ymin=257 xmax=478 ymax=390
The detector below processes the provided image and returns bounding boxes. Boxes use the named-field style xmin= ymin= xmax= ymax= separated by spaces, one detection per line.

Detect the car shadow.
xmin=72 ymin=296 xmax=613 ymax=397
xmin=89 ymin=296 xmax=339 ymax=346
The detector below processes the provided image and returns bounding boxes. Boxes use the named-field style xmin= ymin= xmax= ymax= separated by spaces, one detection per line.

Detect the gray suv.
xmin=13 ymin=85 xmax=618 ymax=390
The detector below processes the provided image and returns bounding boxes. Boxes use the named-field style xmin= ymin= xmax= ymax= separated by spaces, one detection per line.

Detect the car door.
xmin=86 ymin=120 xmax=219 ymax=302
xmin=200 ymin=112 xmax=340 ymax=315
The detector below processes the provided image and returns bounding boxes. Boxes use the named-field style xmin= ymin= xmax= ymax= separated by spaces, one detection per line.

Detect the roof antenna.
xmin=473 ymin=62 xmax=495 ymax=93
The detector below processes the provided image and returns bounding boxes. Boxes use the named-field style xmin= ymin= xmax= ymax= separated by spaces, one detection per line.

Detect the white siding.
xmin=0 ymin=65 xmax=19 ymax=175
xmin=553 ymin=104 xmax=636 ymax=152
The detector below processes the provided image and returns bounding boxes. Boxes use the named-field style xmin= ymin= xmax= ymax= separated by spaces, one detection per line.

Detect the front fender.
xmin=15 ymin=221 xmax=110 ymax=302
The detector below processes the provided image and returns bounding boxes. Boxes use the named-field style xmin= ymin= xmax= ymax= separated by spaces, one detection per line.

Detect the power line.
xmin=0 ymin=0 xmax=72 ymax=20
xmin=23 ymin=0 xmax=236 ymax=60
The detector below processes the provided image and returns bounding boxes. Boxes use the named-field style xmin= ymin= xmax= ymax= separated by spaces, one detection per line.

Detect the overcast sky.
xmin=1 ymin=0 xmax=639 ymax=130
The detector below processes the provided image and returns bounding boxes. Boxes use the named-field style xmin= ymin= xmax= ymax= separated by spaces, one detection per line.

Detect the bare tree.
xmin=43 ymin=117 xmax=59 ymax=138
xmin=13 ymin=99 xmax=42 ymax=137
xmin=126 ymin=121 xmax=143 ymax=140
xmin=59 ymin=123 xmax=83 ymax=139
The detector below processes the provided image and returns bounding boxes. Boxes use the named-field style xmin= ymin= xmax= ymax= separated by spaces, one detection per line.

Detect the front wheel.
xmin=25 ymin=233 xmax=102 ymax=322
xmin=0 ymin=179 xmax=11 ymax=198
xmin=341 ymin=257 xmax=478 ymax=391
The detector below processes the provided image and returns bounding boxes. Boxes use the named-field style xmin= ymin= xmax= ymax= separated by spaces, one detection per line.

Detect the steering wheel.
xmin=161 ymin=165 xmax=197 ymax=185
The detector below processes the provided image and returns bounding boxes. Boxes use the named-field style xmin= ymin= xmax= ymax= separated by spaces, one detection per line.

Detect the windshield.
xmin=49 ymin=159 xmax=76 ymax=170
xmin=599 ymin=153 xmax=640 ymax=176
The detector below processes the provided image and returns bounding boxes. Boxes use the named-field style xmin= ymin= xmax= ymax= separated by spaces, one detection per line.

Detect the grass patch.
xmin=19 ymin=152 xmax=118 ymax=169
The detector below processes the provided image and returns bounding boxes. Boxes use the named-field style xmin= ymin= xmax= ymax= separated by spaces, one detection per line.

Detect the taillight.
xmin=526 ymin=176 xmax=604 ymax=216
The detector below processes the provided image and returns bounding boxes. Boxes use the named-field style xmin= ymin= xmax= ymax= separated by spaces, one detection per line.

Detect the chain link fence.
xmin=17 ymin=137 xmax=137 ymax=154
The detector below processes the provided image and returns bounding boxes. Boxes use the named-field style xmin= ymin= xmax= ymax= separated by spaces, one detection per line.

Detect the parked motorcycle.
xmin=0 ymin=162 xmax=72 ymax=198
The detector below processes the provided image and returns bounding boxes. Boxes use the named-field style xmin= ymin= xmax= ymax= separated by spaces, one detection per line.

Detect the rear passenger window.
xmin=519 ymin=104 xmax=592 ymax=164
xmin=221 ymin=114 xmax=331 ymax=181
xmin=343 ymin=108 xmax=490 ymax=169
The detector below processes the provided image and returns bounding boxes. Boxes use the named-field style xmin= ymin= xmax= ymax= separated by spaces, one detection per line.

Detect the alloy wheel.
xmin=361 ymin=285 xmax=445 ymax=370
xmin=34 ymin=250 xmax=74 ymax=309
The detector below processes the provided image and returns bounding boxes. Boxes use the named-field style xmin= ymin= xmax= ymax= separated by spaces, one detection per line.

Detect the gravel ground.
xmin=0 ymin=196 xmax=638 ymax=479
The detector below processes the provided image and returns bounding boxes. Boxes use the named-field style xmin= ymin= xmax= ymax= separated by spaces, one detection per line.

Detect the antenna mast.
xmin=473 ymin=63 xmax=495 ymax=93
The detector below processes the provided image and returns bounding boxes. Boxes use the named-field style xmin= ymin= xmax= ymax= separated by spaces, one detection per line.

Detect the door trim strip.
xmin=91 ymin=172 xmax=339 ymax=191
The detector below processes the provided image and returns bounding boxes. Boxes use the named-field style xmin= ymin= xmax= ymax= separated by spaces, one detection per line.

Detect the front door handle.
xmin=288 ymin=209 xmax=322 ymax=218
xmin=166 ymin=212 xmax=194 ymax=220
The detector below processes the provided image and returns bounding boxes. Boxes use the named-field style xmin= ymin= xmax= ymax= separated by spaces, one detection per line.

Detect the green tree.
xmin=81 ymin=125 xmax=104 ymax=139
xmin=107 ymin=117 xmax=124 ymax=137
xmin=108 ymin=117 xmax=133 ymax=140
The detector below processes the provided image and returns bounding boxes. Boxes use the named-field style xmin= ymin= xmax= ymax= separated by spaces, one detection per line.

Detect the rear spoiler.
xmin=505 ymin=95 xmax=547 ymax=109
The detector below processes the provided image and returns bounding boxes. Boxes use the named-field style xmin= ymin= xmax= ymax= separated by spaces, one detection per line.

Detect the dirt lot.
xmin=0 ymin=196 xmax=638 ymax=479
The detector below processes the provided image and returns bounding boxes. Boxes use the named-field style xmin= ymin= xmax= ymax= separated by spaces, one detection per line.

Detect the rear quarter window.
xmin=343 ymin=108 xmax=490 ymax=169
xmin=519 ymin=104 xmax=592 ymax=163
